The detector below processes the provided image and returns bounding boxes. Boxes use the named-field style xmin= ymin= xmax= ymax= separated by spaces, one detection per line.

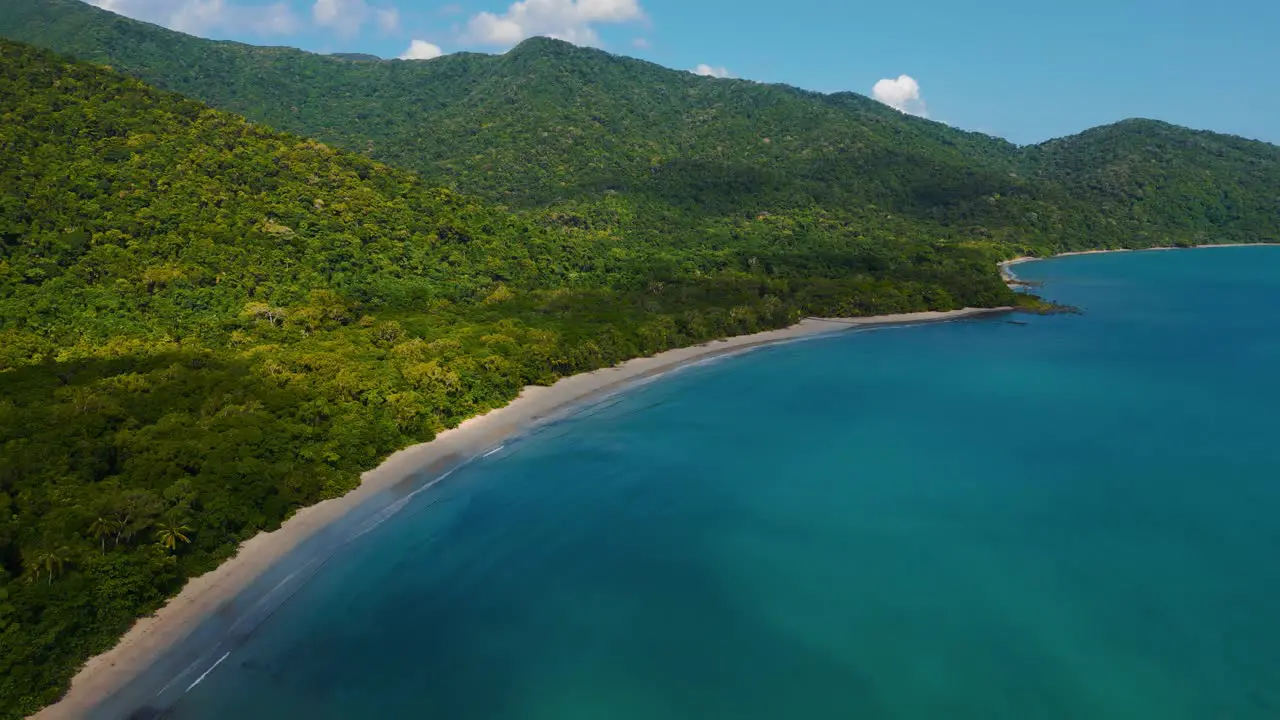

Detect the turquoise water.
xmin=164 ymin=248 xmax=1280 ymax=719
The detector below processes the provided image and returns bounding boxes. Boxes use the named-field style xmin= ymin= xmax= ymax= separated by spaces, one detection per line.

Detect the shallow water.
xmin=165 ymin=247 xmax=1280 ymax=719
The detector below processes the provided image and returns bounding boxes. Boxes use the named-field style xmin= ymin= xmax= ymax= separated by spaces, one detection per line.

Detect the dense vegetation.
xmin=2 ymin=0 xmax=1277 ymax=260
xmin=0 ymin=0 xmax=1277 ymax=715
xmin=1022 ymin=119 xmax=1280 ymax=246
xmin=0 ymin=40 xmax=1019 ymax=717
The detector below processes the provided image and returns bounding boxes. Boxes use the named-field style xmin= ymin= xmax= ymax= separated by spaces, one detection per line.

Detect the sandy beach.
xmin=35 ymin=306 xmax=1012 ymax=719
xmin=999 ymin=242 xmax=1280 ymax=285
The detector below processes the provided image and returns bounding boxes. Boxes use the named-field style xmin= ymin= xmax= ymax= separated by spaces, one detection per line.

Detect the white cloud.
xmin=400 ymin=39 xmax=444 ymax=59
xmin=375 ymin=6 xmax=400 ymax=32
xmin=312 ymin=0 xmax=400 ymax=35
xmin=464 ymin=0 xmax=646 ymax=48
xmin=693 ymin=63 xmax=731 ymax=78
xmin=631 ymin=36 xmax=649 ymax=49
xmin=313 ymin=0 xmax=360 ymax=29
xmin=87 ymin=0 xmax=300 ymax=35
xmin=872 ymin=74 xmax=927 ymax=117
xmin=311 ymin=0 xmax=401 ymax=35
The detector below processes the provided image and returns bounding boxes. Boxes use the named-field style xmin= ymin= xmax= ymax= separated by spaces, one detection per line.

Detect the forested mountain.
xmin=1020 ymin=119 xmax=1280 ymax=245
xmin=2 ymin=0 xmax=1276 ymax=256
xmin=0 ymin=39 xmax=1016 ymax=717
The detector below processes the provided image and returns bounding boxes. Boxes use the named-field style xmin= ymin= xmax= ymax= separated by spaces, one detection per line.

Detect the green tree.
xmin=87 ymin=517 xmax=112 ymax=554
xmin=29 ymin=547 xmax=71 ymax=584
xmin=154 ymin=523 xmax=192 ymax=552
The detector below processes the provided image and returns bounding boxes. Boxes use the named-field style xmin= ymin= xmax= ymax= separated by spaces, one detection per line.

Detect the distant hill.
xmin=3 ymin=0 xmax=1276 ymax=254
xmin=329 ymin=52 xmax=383 ymax=61
xmin=1020 ymin=119 xmax=1280 ymax=244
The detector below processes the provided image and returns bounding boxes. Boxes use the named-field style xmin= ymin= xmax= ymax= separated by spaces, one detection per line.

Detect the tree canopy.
xmin=1 ymin=0 xmax=1276 ymax=259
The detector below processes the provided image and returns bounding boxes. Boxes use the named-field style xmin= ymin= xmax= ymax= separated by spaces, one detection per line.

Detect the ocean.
xmin=154 ymin=247 xmax=1280 ymax=719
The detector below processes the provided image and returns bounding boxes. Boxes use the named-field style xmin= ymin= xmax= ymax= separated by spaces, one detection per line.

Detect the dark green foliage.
xmin=1020 ymin=119 xmax=1280 ymax=248
xmin=2 ymin=0 xmax=1276 ymax=260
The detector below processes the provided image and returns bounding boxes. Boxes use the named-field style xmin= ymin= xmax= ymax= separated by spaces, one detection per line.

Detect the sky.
xmin=84 ymin=0 xmax=1280 ymax=145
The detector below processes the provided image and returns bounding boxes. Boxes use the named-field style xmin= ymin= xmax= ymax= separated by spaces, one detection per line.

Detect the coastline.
xmin=37 ymin=306 xmax=1011 ymax=719
xmin=998 ymin=242 xmax=1280 ymax=285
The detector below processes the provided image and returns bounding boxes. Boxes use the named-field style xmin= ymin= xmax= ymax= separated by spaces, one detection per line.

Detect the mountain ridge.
xmin=3 ymin=0 xmax=1274 ymax=257
xmin=5 ymin=1 xmax=1276 ymax=148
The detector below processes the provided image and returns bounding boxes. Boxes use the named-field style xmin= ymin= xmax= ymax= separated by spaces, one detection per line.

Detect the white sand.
xmin=34 ymin=307 xmax=1012 ymax=719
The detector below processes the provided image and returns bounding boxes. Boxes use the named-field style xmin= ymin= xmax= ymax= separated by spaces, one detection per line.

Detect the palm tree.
xmin=155 ymin=522 xmax=192 ymax=551
xmin=31 ymin=547 xmax=70 ymax=584
xmin=88 ymin=517 xmax=112 ymax=553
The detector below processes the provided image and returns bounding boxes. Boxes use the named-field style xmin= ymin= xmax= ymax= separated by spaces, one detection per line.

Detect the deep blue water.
xmin=164 ymin=248 xmax=1280 ymax=719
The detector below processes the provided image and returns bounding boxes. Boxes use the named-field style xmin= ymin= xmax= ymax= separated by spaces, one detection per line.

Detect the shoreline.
xmin=998 ymin=242 xmax=1280 ymax=285
xmin=38 ymin=306 xmax=1012 ymax=719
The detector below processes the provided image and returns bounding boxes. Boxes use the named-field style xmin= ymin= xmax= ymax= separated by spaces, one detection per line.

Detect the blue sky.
xmin=86 ymin=0 xmax=1279 ymax=145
